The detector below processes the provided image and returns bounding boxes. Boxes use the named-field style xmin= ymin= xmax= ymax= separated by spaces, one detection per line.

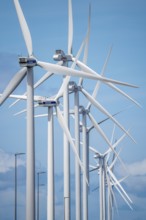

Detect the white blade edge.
xmin=14 ymin=103 xmax=39 ymax=116
xmin=0 ymin=94 xmax=27 ymax=100
xmin=111 ymin=177 xmax=133 ymax=210
xmin=8 ymin=94 xmax=47 ymax=102
xmin=13 ymin=0 xmax=33 ymax=56
xmin=106 ymin=170 xmax=119 ymax=215
xmin=68 ymin=0 xmax=73 ymax=54
xmin=35 ymin=114 xmax=48 ymax=118
xmin=78 ymin=4 xmax=91 ymax=86
xmin=56 ymin=106 xmax=88 ymax=184
xmin=34 ymin=61 xmax=63 ymax=89
xmin=0 ymin=67 xmax=27 ymax=106
xmin=76 ymin=60 xmax=138 ymax=88
xmin=101 ymin=46 xmax=113 ymax=77
xmin=108 ymin=167 xmax=133 ymax=204
xmin=118 ymin=175 xmax=129 ymax=185
xmin=105 ymin=124 xmax=116 ymax=163
xmin=88 ymin=112 xmax=113 ymax=148
xmin=110 ymin=124 xmax=116 ymax=144
xmin=98 ymin=105 xmax=133 ymax=126
xmin=107 ymin=82 xmax=142 ymax=108
xmin=104 ymin=129 xmax=130 ymax=156
xmin=14 ymin=108 xmax=27 ymax=116
xmin=89 ymin=146 xmax=99 ymax=154
xmin=86 ymin=46 xmax=112 ymax=109
xmin=34 ymin=72 xmax=54 ymax=89
xmin=9 ymin=93 xmax=27 ymax=107
xmin=89 ymin=164 xmax=98 ymax=169
xmin=105 ymin=170 xmax=114 ymax=210
xmin=109 ymin=148 xmax=122 ymax=170
xmin=83 ymin=3 xmax=91 ymax=64
xmin=81 ymin=88 xmax=136 ymax=144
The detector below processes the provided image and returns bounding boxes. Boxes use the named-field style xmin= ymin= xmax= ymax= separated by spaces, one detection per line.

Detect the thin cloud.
xmin=126 ymin=159 xmax=146 ymax=176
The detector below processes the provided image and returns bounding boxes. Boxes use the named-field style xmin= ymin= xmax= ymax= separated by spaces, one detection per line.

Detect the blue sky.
xmin=0 ymin=0 xmax=146 ymax=220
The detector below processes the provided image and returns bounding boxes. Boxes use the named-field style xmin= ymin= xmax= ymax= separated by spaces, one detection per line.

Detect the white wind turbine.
xmin=36 ymin=99 xmax=86 ymax=220
xmin=4 ymin=1 xmax=139 ymax=218
xmin=67 ymin=82 xmax=129 ymax=220
xmin=36 ymin=98 xmax=89 ymax=220
xmin=0 ymin=1 xmax=120 ymax=220
xmin=90 ymin=128 xmax=133 ymax=220
xmin=4 ymin=93 xmax=88 ymax=220
xmin=51 ymin=23 xmax=139 ymax=220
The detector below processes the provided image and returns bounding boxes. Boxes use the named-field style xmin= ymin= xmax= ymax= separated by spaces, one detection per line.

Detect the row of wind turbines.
xmin=0 ymin=0 xmax=141 ymax=220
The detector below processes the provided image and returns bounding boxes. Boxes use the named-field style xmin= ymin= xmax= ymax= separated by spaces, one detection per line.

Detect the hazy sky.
xmin=0 ymin=0 xmax=146 ymax=220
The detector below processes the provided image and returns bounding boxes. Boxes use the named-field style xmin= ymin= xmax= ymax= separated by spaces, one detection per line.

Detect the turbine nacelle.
xmin=38 ymin=100 xmax=59 ymax=107
xmin=68 ymin=81 xmax=82 ymax=92
xmin=19 ymin=57 xmax=37 ymax=67
xmin=53 ymin=49 xmax=72 ymax=62
xmin=79 ymin=105 xmax=89 ymax=115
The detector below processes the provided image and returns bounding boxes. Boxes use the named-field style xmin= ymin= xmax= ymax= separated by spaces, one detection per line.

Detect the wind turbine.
xmin=37 ymin=98 xmax=90 ymax=220
xmin=67 ymin=80 xmax=132 ymax=220
xmin=6 ymin=92 xmax=88 ymax=220
xmin=90 ymin=129 xmax=133 ymax=220
xmin=0 ymin=1 xmax=110 ymax=220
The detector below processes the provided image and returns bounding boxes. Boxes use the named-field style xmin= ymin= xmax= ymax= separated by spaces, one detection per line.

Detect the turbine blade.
xmin=83 ymin=3 xmax=91 ymax=64
xmin=56 ymin=106 xmax=88 ymax=184
xmin=14 ymin=108 xmax=27 ymax=116
xmin=88 ymin=113 xmax=129 ymax=169
xmin=0 ymin=94 xmax=27 ymax=100
xmin=89 ymin=146 xmax=99 ymax=154
xmin=98 ymin=106 xmax=132 ymax=126
xmin=107 ymin=82 xmax=142 ymax=108
xmin=78 ymin=4 xmax=91 ymax=86
xmin=88 ymin=112 xmax=126 ymax=170
xmin=118 ymin=175 xmax=129 ymax=184
xmin=108 ymin=168 xmax=133 ymax=204
xmin=106 ymin=170 xmax=119 ymax=215
xmin=37 ymin=61 xmax=101 ymax=81
xmin=110 ymin=124 xmax=116 ymax=144
xmin=34 ymin=60 xmax=63 ymax=89
xmin=14 ymin=103 xmax=39 ymax=116
xmin=38 ymin=61 xmax=138 ymax=87
xmin=105 ymin=169 xmax=114 ymax=209
xmin=81 ymin=88 xmax=136 ymax=143
xmin=0 ymin=67 xmax=27 ymax=105
xmin=35 ymin=113 xmax=48 ymax=118
xmin=9 ymin=96 xmax=26 ymax=108
xmin=101 ymin=46 xmax=113 ymax=78
xmin=14 ymin=0 xmax=33 ymax=56
xmin=76 ymin=60 xmax=138 ymax=88
xmin=9 ymin=61 xmax=63 ymax=108
xmin=34 ymin=72 xmax=53 ymax=88
xmin=111 ymin=177 xmax=133 ymax=210
xmin=109 ymin=148 xmax=122 ymax=170
xmin=86 ymin=46 xmax=112 ymax=109
xmin=104 ymin=129 xmax=130 ymax=156
xmin=88 ymin=112 xmax=112 ymax=148
xmin=68 ymin=0 xmax=73 ymax=54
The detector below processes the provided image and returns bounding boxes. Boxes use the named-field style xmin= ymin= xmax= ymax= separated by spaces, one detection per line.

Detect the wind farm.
xmin=0 ymin=1 xmax=145 ymax=220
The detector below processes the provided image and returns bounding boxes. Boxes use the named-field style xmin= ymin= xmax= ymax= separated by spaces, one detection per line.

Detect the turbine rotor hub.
xmin=53 ymin=49 xmax=72 ymax=62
